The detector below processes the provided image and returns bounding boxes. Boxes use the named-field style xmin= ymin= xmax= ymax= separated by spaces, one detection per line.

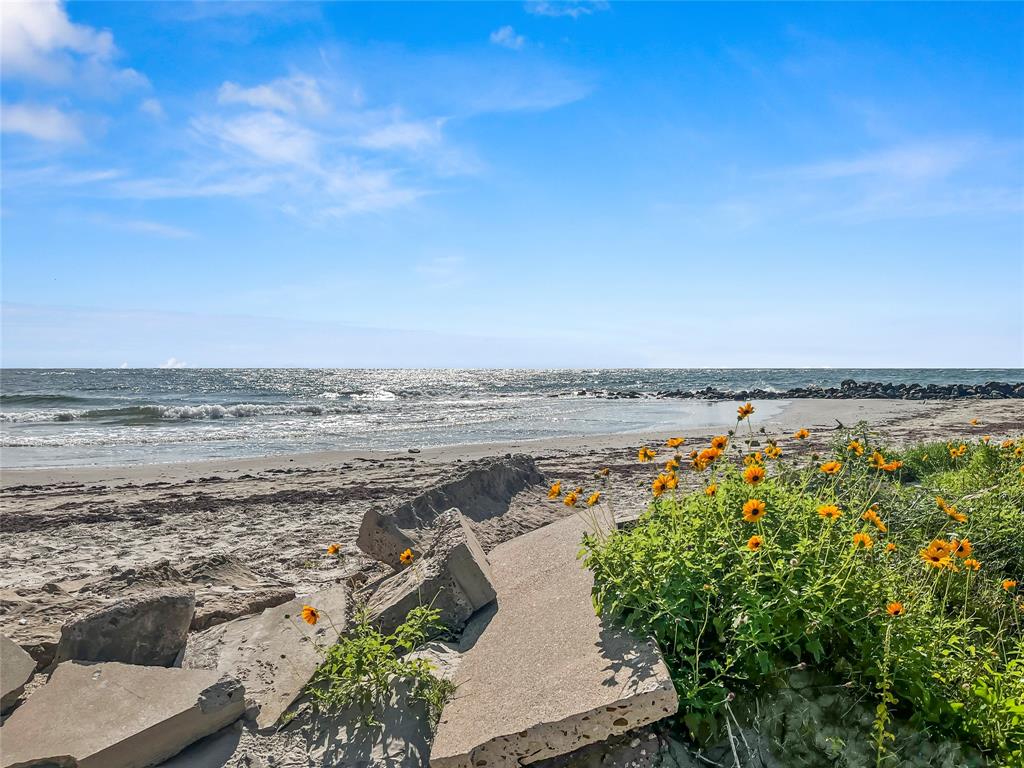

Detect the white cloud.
xmin=356 ymin=119 xmax=443 ymax=150
xmin=218 ymin=74 xmax=325 ymax=115
xmin=140 ymin=98 xmax=164 ymax=119
xmin=159 ymin=357 xmax=187 ymax=369
xmin=0 ymin=0 xmax=146 ymax=89
xmin=490 ymin=25 xmax=525 ymax=51
xmin=193 ymin=111 xmax=318 ymax=166
xmin=1 ymin=102 xmax=82 ymax=142
xmin=791 ymin=141 xmax=977 ymax=182
xmin=525 ymin=1 xmax=608 ymax=19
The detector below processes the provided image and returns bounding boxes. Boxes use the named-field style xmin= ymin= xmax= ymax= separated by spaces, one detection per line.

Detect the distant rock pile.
xmin=566 ymin=379 xmax=1024 ymax=401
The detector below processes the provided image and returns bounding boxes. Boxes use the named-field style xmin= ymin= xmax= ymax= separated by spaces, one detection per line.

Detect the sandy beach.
xmin=2 ymin=396 xmax=1020 ymax=668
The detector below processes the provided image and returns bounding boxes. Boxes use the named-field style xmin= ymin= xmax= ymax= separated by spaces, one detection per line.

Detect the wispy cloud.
xmin=217 ymin=74 xmax=326 ymax=115
xmin=525 ymin=1 xmax=609 ymax=19
xmin=490 ymin=26 xmax=526 ymax=51
xmin=789 ymin=141 xmax=979 ymax=182
xmin=1 ymin=102 xmax=82 ymax=143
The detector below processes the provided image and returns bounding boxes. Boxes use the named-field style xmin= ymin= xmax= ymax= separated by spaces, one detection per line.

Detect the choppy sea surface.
xmin=1 ymin=369 xmax=1020 ymax=468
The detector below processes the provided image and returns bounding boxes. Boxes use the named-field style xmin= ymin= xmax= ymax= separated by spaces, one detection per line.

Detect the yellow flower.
xmin=946 ymin=506 xmax=968 ymax=524
xmin=935 ymin=495 xmax=949 ymax=511
xmin=1003 ymin=579 xmax=1018 ymax=591
xmin=586 ymin=491 xmax=601 ymax=506
xmin=651 ymin=475 xmax=669 ymax=498
xmin=746 ymin=535 xmax=764 ymax=552
xmin=819 ymin=460 xmax=842 ymax=475
xmin=743 ymin=452 xmax=764 ymax=466
xmin=847 ymin=440 xmax=865 ymax=456
xmin=301 ymin=605 xmax=320 ymax=625
xmin=326 ymin=543 xmax=340 ymax=555
xmin=885 ymin=542 xmax=897 ymax=553
xmin=1001 ymin=439 xmax=1015 ymax=449
xmin=548 ymin=482 xmax=562 ymax=499
xmin=948 ymin=443 xmax=967 ymax=458
xmin=881 ymin=460 xmax=903 ymax=472
xmin=564 ymin=490 xmax=580 ymax=507
xmin=886 ymin=602 xmax=905 ymax=617
xmin=868 ymin=451 xmax=886 ymax=469
xmin=638 ymin=447 xmax=656 ymax=463
xmin=861 ymin=508 xmax=887 ymax=532
xmin=666 ymin=437 xmax=685 ymax=448
xmin=400 ymin=548 xmax=415 ymax=566
xmin=742 ymin=499 xmax=766 ymax=523
xmin=981 ymin=435 xmax=990 ymax=444
xmin=704 ymin=483 xmax=718 ymax=497
xmin=952 ymin=538 xmax=972 ymax=558
xmin=852 ymin=532 xmax=874 ymax=549
xmin=793 ymin=428 xmax=810 ymax=440
xmin=969 ymin=418 xmax=979 ymax=426
xmin=962 ymin=558 xmax=981 ymax=571
xmin=665 ymin=472 xmax=679 ymax=490
xmin=920 ymin=540 xmax=953 ymax=569
xmin=737 ymin=402 xmax=754 ymax=420
xmin=817 ymin=504 xmax=842 ymax=520
xmin=743 ymin=465 xmax=766 ymax=485
xmin=711 ymin=435 xmax=729 ymax=450
xmin=665 ymin=458 xmax=679 ymax=471
xmin=597 ymin=467 xmax=610 ymax=477
xmin=764 ymin=444 xmax=782 ymax=459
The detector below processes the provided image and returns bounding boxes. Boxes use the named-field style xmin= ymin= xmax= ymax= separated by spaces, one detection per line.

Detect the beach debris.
xmin=0 ymin=661 xmax=245 ymax=768
xmin=359 ymin=509 xmax=497 ymax=635
xmin=181 ymin=585 xmax=348 ymax=731
xmin=429 ymin=512 xmax=678 ymax=768
xmin=357 ymin=454 xmax=546 ymax=564
xmin=1 ymin=634 xmax=36 ymax=713
xmin=52 ymin=589 xmax=195 ymax=669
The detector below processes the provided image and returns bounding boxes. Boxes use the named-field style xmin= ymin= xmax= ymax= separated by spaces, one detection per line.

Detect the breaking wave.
xmin=0 ymin=402 xmax=360 ymax=424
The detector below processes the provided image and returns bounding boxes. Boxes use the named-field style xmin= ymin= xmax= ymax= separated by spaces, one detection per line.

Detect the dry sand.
xmin=1 ymin=398 xmax=1020 ymax=664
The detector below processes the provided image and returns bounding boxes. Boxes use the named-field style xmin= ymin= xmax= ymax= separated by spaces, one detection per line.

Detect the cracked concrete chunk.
xmin=362 ymin=509 xmax=496 ymax=635
xmin=0 ymin=661 xmax=244 ymax=768
xmin=52 ymin=589 xmax=195 ymax=668
xmin=1 ymin=634 xmax=36 ymax=713
xmin=429 ymin=512 xmax=678 ymax=768
xmin=181 ymin=585 xmax=347 ymax=732
xmin=357 ymin=455 xmax=546 ymax=564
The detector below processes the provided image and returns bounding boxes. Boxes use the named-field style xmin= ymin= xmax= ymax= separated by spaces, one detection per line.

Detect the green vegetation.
xmin=307 ymin=604 xmax=455 ymax=726
xmin=583 ymin=418 xmax=1024 ymax=766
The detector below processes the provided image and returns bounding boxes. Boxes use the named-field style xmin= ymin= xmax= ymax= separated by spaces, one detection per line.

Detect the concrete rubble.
xmin=357 ymin=455 xmax=546 ymax=564
xmin=429 ymin=511 xmax=678 ymax=768
xmin=51 ymin=589 xmax=195 ymax=668
xmin=182 ymin=585 xmax=348 ymax=731
xmin=1 ymin=634 xmax=36 ymax=713
xmin=361 ymin=509 xmax=497 ymax=635
xmin=0 ymin=661 xmax=245 ymax=768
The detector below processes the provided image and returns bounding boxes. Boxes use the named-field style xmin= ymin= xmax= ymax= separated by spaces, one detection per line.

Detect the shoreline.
xmin=4 ymin=396 xmax=1019 ymax=484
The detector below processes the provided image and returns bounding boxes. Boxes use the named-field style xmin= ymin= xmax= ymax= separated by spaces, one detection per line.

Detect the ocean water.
xmin=1 ymin=369 xmax=1020 ymax=469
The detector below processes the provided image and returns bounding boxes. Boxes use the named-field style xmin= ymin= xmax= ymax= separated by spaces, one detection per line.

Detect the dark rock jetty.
xmin=558 ymin=380 xmax=1024 ymax=401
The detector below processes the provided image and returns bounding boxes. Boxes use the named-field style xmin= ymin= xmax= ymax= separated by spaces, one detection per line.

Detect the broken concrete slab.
xmin=361 ymin=509 xmax=496 ymax=635
xmin=52 ymin=589 xmax=195 ymax=668
xmin=181 ymin=585 xmax=348 ymax=732
xmin=0 ymin=661 xmax=245 ymax=768
xmin=357 ymin=454 xmax=546 ymax=565
xmin=429 ymin=512 xmax=678 ymax=768
xmin=191 ymin=586 xmax=296 ymax=632
xmin=1 ymin=634 xmax=36 ymax=713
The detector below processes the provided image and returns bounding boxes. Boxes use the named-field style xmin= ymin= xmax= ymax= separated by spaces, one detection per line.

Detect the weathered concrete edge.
xmin=430 ymin=676 xmax=678 ymax=768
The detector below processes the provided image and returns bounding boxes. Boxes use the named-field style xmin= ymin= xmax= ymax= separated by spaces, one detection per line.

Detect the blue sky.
xmin=2 ymin=1 xmax=1022 ymax=368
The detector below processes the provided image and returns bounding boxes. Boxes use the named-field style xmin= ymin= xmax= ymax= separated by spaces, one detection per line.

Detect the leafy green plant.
xmin=307 ymin=604 xmax=456 ymax=726
xmin=582 ymin=413 xmax=1023 ymax=765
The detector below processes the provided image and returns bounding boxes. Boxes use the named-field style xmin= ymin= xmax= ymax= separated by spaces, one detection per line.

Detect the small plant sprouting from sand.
xmin=296 ymin=548 xmax=454 ymax=728
xmin=578 ymin=404 xmax=1024 ymax=765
